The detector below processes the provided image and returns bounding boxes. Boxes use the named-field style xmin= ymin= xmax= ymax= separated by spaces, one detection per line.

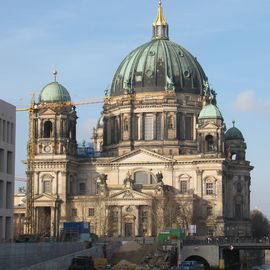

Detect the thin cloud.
xmin=233 ymin=90 xmax=270 ymax=112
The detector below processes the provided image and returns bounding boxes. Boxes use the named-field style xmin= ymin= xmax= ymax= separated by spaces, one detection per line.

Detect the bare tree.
xmin=250 ymin=209 xmax=269 ymax=239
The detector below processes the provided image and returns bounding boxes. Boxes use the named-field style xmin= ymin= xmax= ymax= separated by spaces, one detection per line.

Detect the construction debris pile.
xmin=112 ymin=241 xmax=177 ymax=270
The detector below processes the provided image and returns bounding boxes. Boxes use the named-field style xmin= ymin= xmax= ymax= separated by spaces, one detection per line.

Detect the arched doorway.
xmin=123 ymin=214 xmax=135 ymax=237
xmin=185 ymin=256 xmax=211 ymax=270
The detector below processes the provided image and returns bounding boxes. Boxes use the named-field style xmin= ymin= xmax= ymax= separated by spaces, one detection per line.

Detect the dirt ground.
xmin=112 ymin=241 xmax=159 ymax=265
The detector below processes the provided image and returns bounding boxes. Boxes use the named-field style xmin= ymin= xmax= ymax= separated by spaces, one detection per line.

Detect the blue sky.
xmin=1 ymin=1 xmax=270 ymax=216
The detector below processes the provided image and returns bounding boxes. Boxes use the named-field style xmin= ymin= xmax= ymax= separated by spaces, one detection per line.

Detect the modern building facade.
xmin=0 ymin=99 xmax=16 ymax=241
xmin=15 ymin=2 xmax=253 ymax=239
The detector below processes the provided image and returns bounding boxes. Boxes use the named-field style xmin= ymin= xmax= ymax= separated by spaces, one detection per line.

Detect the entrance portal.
xmin=125 ymin=223 xmax=133 ymax=237
xmin=37 ymin=207 xmax=51 ymax=237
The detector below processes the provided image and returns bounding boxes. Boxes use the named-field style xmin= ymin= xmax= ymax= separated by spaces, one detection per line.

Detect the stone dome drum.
xmin=110 ymin=39 xmax=207 ymax=96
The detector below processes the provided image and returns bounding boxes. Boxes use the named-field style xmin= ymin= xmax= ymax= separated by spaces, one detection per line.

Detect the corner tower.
xmin=26 ymin=70 xmax=78 ymax=237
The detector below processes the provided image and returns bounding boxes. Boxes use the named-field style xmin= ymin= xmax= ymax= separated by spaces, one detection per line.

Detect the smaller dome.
xmin=198 ymin=104 xmax=223 ymax=120
xmin=39 ymin=81 xmax=71 ymax=103
xmin=225 ymin=127 xmax=244 ymax=140
xmin=97 ymin=115 xmax=104 ymax=128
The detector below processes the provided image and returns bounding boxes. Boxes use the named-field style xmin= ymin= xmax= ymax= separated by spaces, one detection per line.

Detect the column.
xmin=118 ymin=206 xmax=121 ymax=236
xmin=148 ymin=207 xmax=152 ymax=236
xmin=135 ymin=206 xmax=139 ymax=236
xmin=55 ymin=203 xmax=59 ymax=239
xmin=56 ymin=171 xmax=59 ymax=195
xmin=60 ymin=171 xmax=67 ymax=218
xmin=34 ymin=172 xmax=39 ymax=195
xmin=196 ymin=169 xmax=203 ymax=197
xmin=193 ymin=114 xmax=196 ymax=141
xmin=50 ymin=207 xmax=55 ymax=237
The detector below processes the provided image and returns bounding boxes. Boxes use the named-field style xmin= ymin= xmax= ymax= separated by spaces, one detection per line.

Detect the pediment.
xmin=109 ymin=149 xmax=175 ymax=164
xmin=200 ymin=122 xmax=219 ymax=130
xmin=34 ymin=193 xmax=57 ymax=202
xmin=109 ymin=188 xmax=152 ymax=200
xmin=40 ymin=108 xmax=56 ymax=115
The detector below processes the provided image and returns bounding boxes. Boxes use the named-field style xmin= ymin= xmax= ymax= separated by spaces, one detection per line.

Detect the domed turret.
xmin=225 ymin=121 xmax=244 ymax=140
xmin=39 ymin=70 xmax=71 ymax=103
xmin=198 ymin=104 xmax=223 ymax=120
xmin=110 ymin=1 xmax=207 ymax=97
xmin=225 ymin=121 xmax=246 ymax=160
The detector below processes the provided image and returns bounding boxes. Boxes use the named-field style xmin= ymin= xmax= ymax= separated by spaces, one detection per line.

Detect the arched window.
xmin=44 ymin=121 xmax=52 ymax=138
xmin=231 ymin=153 xmax=237 ymax=160
xmin=134 ymin=171 xmax=152 ymax=185
xmin=205 ymin=135 xmax=214 ymax=152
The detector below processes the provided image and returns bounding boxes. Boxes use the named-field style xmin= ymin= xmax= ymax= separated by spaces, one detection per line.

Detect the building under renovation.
xmin=14 ymin=2 xmax=253 ymax=239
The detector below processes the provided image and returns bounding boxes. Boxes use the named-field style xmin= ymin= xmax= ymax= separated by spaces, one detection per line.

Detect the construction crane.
xmin=16 ymin=94 xmax=104 ymax=235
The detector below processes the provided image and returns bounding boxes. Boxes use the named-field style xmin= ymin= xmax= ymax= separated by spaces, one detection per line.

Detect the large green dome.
xmin=39 ymin=81 xmax=71 ymax=103
xmin=110 ymin=39 xmax=207 ymax=97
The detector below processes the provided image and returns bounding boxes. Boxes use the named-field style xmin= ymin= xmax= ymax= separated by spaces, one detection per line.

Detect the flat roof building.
xmin=0 ymin=99 xmax=16 ymax=241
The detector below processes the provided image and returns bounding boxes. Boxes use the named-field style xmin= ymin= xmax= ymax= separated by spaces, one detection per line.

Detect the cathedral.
xmin=14 ymin=1 xmax=253 ymax=239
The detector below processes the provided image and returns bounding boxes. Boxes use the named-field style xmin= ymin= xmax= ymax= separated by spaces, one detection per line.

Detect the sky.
xmin=1 ymin=0 xmax=270 ymax=216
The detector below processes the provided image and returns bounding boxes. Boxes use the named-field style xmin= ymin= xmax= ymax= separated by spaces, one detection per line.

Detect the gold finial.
xmin=153 ymin=0 xmax=167 ymax=26
xmin=52 ymin=68 xmax=58 ymax=82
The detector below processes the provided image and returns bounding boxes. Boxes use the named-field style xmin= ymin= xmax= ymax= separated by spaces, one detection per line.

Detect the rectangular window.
xmin=6 ymin=182 xmax=12 ymax=209
xmin=10 ymin=123 xmax=14 ymax=144
xmin=44 ymin=181 xmax=51 ymax=193
xmin=207 ymin=227 xmax=214 ymax=236
xmin=68 ymin=180 xmax=73 ymax=195
xmin=206 ymin=182 xmax=214 ymax=195
xmin=7 ymin=151 xmax=13 ymax=174
xmin=78 ymin=182 xmax=86 ymax=194
xmin=72 ymin=208 xmax=77 ymax=217
xmin=0 ymin=149 xmax=4 ymax=172
xmin=185 ymin=116 xmax=193 ymax=140
xmin=2 ymin=120 xmax=6 ymax=142
xmin=88 ymin=208 xmax=95 ymax=217
xmin=7 ymin=122 xmax=10 ymax=143
xmin=0 ymin=180 xmax=3 ymax=208
xmin=180 ymin=181 xmax=187 ymax=193
xmin=144 ymin=115 xmax=153 ymax=140
xmin=156 ymin=113 xmax=162 ymax=140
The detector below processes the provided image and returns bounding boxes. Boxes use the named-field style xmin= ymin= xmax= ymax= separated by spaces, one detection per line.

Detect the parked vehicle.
xmin=171 ymin=261 xmax=204 ymax=270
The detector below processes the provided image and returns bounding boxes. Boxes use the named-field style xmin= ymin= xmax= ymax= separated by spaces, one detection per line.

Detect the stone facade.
xmin=14 ymin=2 xmax=253 ymax=239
